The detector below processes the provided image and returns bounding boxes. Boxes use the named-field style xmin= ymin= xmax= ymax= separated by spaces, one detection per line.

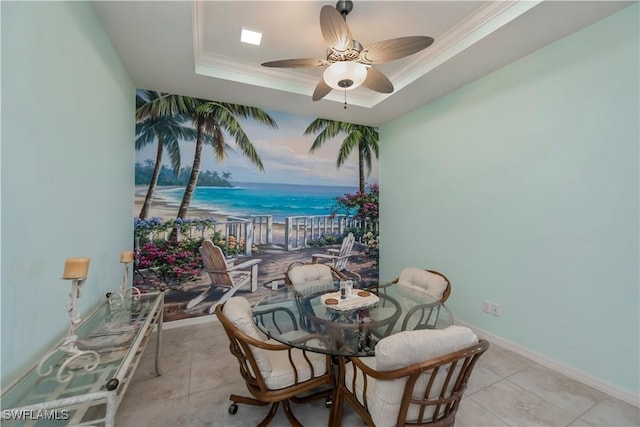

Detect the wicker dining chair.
xmin=391 ymin=268 xmax=452 ymax=303
xmin=389 ymin=268 xmax=452 ymax=331
xmin=215 ymin=297 xmax=333 ymax=426
xmin=333 ymin=326 xmax=489 ymax=427
xmin=284 ymin=262 xmax=347 ymax=331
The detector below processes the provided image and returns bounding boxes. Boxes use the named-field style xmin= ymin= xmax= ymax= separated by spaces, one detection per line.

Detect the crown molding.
xmin=391 ymin=0 xmax=542 ymax=92
xmin=192 ymin=0 xmax=542 ymax=109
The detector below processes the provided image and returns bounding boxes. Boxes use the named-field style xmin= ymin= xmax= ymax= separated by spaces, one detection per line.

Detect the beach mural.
xmin=134 ymin=89 xmax=379 ymax=322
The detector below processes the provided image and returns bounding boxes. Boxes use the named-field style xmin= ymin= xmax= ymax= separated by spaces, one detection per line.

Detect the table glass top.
xmin=253 ymin=281 xmax=453 ymax=357
xmin=1 ymin=291 xmax=162 ymax=422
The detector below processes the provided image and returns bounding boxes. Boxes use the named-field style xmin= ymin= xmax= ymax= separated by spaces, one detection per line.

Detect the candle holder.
xmin=37 ymin=258 xmax=100 ymax=383
xmin=108 ymin=251 xmax=140 ymax=306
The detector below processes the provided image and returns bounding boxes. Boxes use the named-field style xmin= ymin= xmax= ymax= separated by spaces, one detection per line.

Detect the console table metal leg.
xmin=155 ymin=290 xmax=164 ymax=376
xmin=105 ymin=390 xmax=117 ymax=427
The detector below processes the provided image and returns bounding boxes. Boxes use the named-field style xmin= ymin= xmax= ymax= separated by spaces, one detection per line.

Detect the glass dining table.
xmin=252 ymin=279 xmax=454 ymax=426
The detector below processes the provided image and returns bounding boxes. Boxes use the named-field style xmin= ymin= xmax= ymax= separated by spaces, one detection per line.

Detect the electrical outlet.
xmin=482 ymin=300 xmax=491 ymax=314
xmin=491 ymin=303 xmax=500 ymax=317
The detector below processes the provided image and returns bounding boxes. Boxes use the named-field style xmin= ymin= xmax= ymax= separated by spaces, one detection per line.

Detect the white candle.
xmin=62 ymin=257 xmax=90 ymax=279
xmin=120 ymin=251 xmax=134 ymax=263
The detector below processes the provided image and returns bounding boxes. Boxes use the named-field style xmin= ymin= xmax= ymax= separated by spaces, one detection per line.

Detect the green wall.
xmin=380 ymin=4 xmax=639 ymax=396
xmin=1 ymin=1 xmax=134 ymax=386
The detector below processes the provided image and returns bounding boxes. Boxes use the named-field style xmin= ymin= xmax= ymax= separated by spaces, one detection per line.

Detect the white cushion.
xmin=292 ymin=279 xmax=333 ymax=297
xmin=288 ymin=264 xmax=333 ymax=284
xmin=288 ymin=264 xmax=334 ymax=297
xmin=223 ymin=297 xmax=271 ymax=376
xmin=392 ymin=285 xmax=443 ymax=331
xmin=345 ymin=326 xmax=478 ymax=427
xmin=397 ymin=268 xmax=448 ymax=301
xmin=343 ymin=355 xmax=378 ymax=405
xmin=263 ymin=342 xmax=328 ymax=390
xmin=224 ymin=297 xmax=328 ymax=390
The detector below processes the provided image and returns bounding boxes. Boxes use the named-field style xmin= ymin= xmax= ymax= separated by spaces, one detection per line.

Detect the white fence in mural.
xmin=135 ymin=214 xmax=377 ymax=254
xmin=135 ymin=218 xmax=255 ymax=256
xmin=284 ymin=215 xmax=378 ymax=251
xmin=246 ymin=215 xmax=273 ymax=245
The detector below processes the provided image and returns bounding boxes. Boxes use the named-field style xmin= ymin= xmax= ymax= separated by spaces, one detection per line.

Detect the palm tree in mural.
xmin=222 ymin=171 xmax=232 ymax=181
xmin=136 ymin=93 xmax=277 ymax=220
xmin=304 ymin=119 xmax=379 ymax=193
xmin=135 ymin=92 xmax=198 ymax=219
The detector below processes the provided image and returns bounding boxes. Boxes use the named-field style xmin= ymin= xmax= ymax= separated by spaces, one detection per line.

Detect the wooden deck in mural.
xmin=148 ymin=243 xmax=379 ymax=322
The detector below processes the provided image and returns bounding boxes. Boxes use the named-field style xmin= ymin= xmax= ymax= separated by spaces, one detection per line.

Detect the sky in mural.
xmin=135 ymin=108 xmax=379 ymax=188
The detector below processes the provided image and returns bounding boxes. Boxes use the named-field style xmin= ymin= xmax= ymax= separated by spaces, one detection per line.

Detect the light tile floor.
xmin=116 ymin=322 xmax=639 ymax=427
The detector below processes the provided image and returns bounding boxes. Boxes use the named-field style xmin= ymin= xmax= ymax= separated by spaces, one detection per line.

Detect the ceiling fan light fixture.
xmin=323 ymin=61 xmax=367 ymax=90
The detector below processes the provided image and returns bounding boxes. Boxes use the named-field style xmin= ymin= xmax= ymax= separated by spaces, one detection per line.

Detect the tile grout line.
xmin=467 ymin=392 xmax=514 ymax=426
xmin=502 ymin=364 xmax=609 ymax=423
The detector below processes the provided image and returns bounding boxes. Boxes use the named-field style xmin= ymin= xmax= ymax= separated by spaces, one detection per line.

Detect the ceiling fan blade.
xmin=362 ymin=67 xmax=394 ymax=94
xmin=312 ymin=80 xmax=332 ymax=101
xmin=360 ymin=36 xmax=434 ymax=64
xmin=261 ymin=58 xmax=328 ymax=69
xmin=320 ymin=5 xmax=352 ymax=52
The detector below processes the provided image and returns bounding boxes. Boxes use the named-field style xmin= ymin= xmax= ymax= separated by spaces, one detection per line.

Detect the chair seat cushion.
xmin=397 ymin=268 xmax=448 ymax=301
xmin=263 ymin=341 xmax=328 ymax=390
xmin=292 ymin=279 xmax=333 ymax=297
xmin=345 ymin=326 xmax=478 ymax=427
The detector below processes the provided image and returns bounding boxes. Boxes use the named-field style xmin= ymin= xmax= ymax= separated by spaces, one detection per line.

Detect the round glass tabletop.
xmin=253 ymin=280 xmax=453 ymax=357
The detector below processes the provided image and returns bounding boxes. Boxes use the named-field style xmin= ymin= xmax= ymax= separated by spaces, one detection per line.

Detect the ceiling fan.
xmin=261 ymin=0 xmax=434 ymax=107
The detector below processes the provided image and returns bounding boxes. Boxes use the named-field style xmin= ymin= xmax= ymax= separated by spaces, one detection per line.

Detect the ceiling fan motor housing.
xmin=326 ymin=40 xmax=362 ymax=61
xmin=336 ymin=0 xmax=353 ymax=18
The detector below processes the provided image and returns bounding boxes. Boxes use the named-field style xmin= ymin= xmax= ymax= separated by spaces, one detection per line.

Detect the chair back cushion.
xmin=397 ymin=268 xmax=448 ymax=301
xmin=222 ymin=297 xmax=272 ymax=375
xmin=288 ymin=264 xmax=333 ymax=296
xmin=372 ymin=326 xmax=478 ymax=427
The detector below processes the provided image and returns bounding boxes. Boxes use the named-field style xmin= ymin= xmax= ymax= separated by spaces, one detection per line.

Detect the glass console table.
xmin=1 ymin=289 xmax=164 ymax=427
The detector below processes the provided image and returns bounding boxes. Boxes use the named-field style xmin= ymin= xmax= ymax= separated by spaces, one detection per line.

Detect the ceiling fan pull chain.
xmin=344 ymin=88 xmax=348 ymax=109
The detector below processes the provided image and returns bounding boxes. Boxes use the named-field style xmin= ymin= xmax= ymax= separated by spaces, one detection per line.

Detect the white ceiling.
xmin=93 ymin=1 xmax=634 ymax=127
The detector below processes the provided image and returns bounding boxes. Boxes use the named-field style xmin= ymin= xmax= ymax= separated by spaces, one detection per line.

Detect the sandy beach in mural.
xmin=135 ymin=185 xmax=227 ymax=221
xmin=134 ymin=186 xmax=288 ymax=241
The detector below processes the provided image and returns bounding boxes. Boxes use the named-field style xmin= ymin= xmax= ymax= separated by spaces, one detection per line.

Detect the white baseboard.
xmin=455 ymin=319 xmax=639 ymax=408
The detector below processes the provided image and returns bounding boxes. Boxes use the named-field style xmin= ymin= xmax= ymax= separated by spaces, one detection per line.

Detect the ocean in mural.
xmin=157 ymin=182 xmax=358 ymax=223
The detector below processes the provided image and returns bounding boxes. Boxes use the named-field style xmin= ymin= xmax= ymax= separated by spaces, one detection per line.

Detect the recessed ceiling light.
xmin=241 ymin=28 xmax=262 ymax=46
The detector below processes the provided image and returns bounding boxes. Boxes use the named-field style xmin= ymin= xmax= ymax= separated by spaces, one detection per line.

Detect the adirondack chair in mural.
xmin=311 ymin=232 xmax=361 ymax=280
xmin=186 ymin=240 xmax=262 ymax=314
